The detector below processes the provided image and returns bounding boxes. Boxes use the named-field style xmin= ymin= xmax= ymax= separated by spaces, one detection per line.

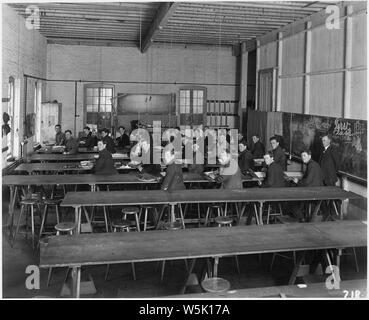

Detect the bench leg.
xmin=72 ymin=266 xmax=81 ymax=298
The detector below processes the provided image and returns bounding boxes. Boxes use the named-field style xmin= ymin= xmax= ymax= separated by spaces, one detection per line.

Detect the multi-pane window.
xmin=86 ymin=87 xmax=113 ymax=113
xmin=192 ymin=90 xmax=204 ymax=114
xmin=179 ymin=88 xmax=205 ymax=115
xmin=179 ymin=90 xmax=190 ymax=114
xmin=85 ymin=85 xmax=113 ymax=130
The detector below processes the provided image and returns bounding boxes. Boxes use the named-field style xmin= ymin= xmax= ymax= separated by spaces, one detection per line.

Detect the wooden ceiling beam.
xmin=141 ymin=2 xmax=179 ymax=53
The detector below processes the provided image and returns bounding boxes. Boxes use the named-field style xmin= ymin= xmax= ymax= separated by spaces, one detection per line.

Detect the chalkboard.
xmin=117 ymin=94 xmax=175 ymax=115
xmin=283 ymin=112 xmax=367 ymax=182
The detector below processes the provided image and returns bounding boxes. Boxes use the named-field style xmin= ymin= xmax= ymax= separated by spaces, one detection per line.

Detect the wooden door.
xmin=40 ymin=102 xmax=61 ymax=143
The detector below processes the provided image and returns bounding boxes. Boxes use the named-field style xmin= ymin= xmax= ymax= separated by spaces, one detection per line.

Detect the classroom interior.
xmin=1 ymin=1 xmax=367 ymax=299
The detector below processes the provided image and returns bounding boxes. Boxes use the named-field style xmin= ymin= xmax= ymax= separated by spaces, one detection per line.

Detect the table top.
xmin=59 ymin=186 xmax=362 ymax=207
xmin=29 ymin=153 xmax=130 ymax=162
xmin=166 ymin=279 xmax=367 ymax=298
xmin=39 ymin=220 xmax=367 ymax=268
xmin=2 ymin=172 xmax=218 ymax=186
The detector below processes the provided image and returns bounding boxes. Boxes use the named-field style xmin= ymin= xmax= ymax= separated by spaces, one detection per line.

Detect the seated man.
xmin=93 ymin=140 xmax=118 ymax=175
xmin=100 ymin=128 xmax=116 ymax=154
xmin=134 ymin=138 xmax=161 ymax=177
xmin=188 ymin=143 xmax=204 ymax=174
xmin=290 ymin=150 xmax=323 ymax=222
xmin=63 ymin=130 xmax=78 ymax=154
xmin=270 ymin=136 xmax=287 ymax=171
xmin=251 ymin=134 xmax=265 ymax=159
xmin=259 ymin=152 xmax=285 ymax=188
xmin=79 ymin=126 xmax=94 ymax=149
xmin=116 ymin=126 xmax=130 ymax=149
xmin=238 ymin=139 xmax=254 ymax=176
xmin=161 ymin=149 xmax=186 ymax=191
xmin=55 ymin=124 xmax=65 ymax=146
xmin=218 ymin=151 xmax=243 ymax=189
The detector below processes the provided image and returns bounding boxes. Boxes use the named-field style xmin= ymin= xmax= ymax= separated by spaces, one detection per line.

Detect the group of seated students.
xmin=54 ymin=123 xmax=339 ymax=223
xmin=54 ymin=124 xmax=131 ymax=154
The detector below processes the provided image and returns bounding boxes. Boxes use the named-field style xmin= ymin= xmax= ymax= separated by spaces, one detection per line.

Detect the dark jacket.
xmin=319 ymin=145 xmax=341 ymax=186
xmin=261 ymin=162 xmax=285 ymax=188
xmin=238 ymin=150 xmax=254 ymax=175
xmin=140 ymin=144 xmax=162 ymax=176
xmin=80 ymin=132 xmax=95 ymax=149
xmin=220 ymin=162 xmax=243 ymax=189
xmin=298 ymin=159 xmax=323 ymax=187
xmin=94 ymin=149 xmax=118 ymax=175
xmin=55 ymin=132 xmax=65 ymax=146
xmin=116 ymin=133 xmax=130 ymax=149
xmin=272 ymin=145 xmax=287 ymax=171
xmin=64 ymin=137 xmax=78 ymax=154
xmin=102 ymin=135 xmax=116 ymax=154
xmin=251 ymin=141 xmax=265 ymax=159
xmin=161 ymin=163 xmax=186 ymax=191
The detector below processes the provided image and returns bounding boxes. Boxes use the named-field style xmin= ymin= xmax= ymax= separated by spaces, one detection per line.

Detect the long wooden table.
xmin=29 ymin=153 xmax=130 ymax=162
xmin=14 ymin=162 xmax=137 ymax=174
xmin=165 ymin=279 xmax=367 ymax=298
xmin=39 ymin=220 xmax=367 ymax=298
xmin=3 ymin=172 xmax=218 ymax=225
xmin=60 ymin=187 xmax=362 ymax=226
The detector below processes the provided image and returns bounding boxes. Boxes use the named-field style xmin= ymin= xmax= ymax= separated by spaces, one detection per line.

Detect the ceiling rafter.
xmin=141 ymin=2 xmax=179 ymax=53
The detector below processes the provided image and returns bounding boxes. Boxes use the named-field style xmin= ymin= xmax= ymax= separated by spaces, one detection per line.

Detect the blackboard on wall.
xmin=283 ymin=112 xmax=367 ymax=182
xmin=117 ymin=94 xmax=175 ymax=115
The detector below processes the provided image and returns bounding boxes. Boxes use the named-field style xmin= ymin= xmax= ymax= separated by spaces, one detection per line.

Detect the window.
xmin=178 ymin=87 xmax=206 ymax=128
xmin=84 ymin=85 xmax=114 ymax=131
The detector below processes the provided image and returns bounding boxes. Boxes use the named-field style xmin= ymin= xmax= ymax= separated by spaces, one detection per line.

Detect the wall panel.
xmin=309 ymin=72 xmax=344 ymax=117
xmin=280 ymin=77 xmax=304 ymax=114
xmin=282 ymin=32 xmax=305 ymax=75
xmin=311 ymin=22 xmax=345 ymax=72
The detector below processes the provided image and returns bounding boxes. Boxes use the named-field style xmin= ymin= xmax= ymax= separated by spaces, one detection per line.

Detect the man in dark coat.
xmin=55 ymin=124 xmax=65 ymax=146
xmin=116 ymin=126 xmax=130 ymax=149
xmin=63 ymin=130 xmax=78 ymax=154
xmin=251 ymin=135 xmax=265 ymax=159
xmin=238 ymin=139 xmax=254 ymax=176
xmin=100 ymin=128 xmax=116 ymax=154
xmin=94 ymin=140 xmax=118 ymax=175
xmin=270 ymin=136 xmax=287 ymax=171
xmin=319 ymin=134 xmax=341 ymax=186
xmin=319 ymin=134 xmax=341 ymax=220
xmin=260 ymin=152 xmax=285 ymax=188
xmin=79 ymin=126 xmax=95 ymax=149
xmin=290 ymin=150 xmax=323 ymax=222
xmin=161 ymin=150 xmax=186 ymax=191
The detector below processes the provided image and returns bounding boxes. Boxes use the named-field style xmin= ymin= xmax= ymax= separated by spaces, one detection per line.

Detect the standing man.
xmin=251 ymin=134 xmax=265 ymax=159
xmin=55 ymin=124 xmax=65 ymax=146
xmin=63 ymin=130 xmax=78 ymax=154
xmin=270 ymin=136 xmax=287 ymax=171
xmin=319 ymin=134 xmax=341 ymax=186
xmin=100 ymin=128 xmax=116 ymax=154
xmin=319 ymin=134 xmax=341 ymax=221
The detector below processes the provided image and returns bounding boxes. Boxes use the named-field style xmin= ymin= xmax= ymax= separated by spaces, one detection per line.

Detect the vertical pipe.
xmin=74 ymin=81 xmax=77 ymax=137
xmin=23 ymin=76 xmax=28 ymax=138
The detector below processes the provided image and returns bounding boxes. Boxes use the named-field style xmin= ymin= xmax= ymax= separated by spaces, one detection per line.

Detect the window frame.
xmin=178 ymin=86 xmax=207 ymax=128
xmin=83 ymin=83 xmax=114 ymax=132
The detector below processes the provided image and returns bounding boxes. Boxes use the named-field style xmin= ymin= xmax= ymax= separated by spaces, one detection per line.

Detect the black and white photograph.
xmin=1 ymin=0 xmax=367 ymax=303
